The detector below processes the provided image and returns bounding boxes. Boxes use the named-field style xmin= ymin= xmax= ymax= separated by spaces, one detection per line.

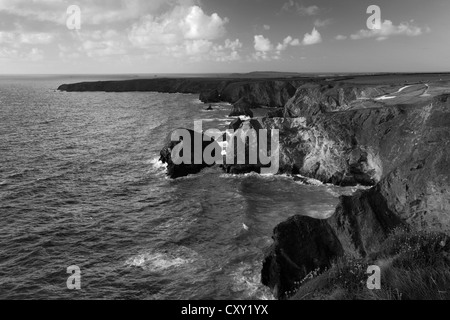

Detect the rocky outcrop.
xmin=199 ymin=89 xmax=221 ymax=103
xmin=229 ymin=98 xmax=254 ymax=118
xmin=58 ymin=78 xmax=303 ymax=108
xmin=284 ymin=83 xmax=391 ymax=118
xmin=266 ymin=108 xmax=285 ymax=118
xmin=159 ymin=129 xmax=220 ymax=179
xmin=263 ymin=115 xmax=383 ymax=186
xmin=264 ymin=93 xmax=450 ymax=231
xmin=221 ymin=119 xmax=269 ymax=174
xmin=228 ymin=118 xmax=244 ymax=131
xmin=220 ymin=80 xmax=298 ymax=108
xmin=262 ymin=93 xmax=450 ymax=298
xmin=262 ymin=216 xmax=344 ymax=299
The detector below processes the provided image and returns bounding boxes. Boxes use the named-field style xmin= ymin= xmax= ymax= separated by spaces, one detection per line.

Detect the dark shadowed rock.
xmin=159 ymin=129 xmax=221 ymax=179
xmin=220 ymin=80 xmax=298 ymax=108
xmin=228 ymin=118 xmax=243 ymax=131
xmin=200 ymin=89 xmax=221 ymax=103
xmin=265 ymin=108 xmax=284 ymax=118
xmin=261 ymin=93 xmax=450 ymax=299
xmin=222 ymin=119 xmax=273 ymax=175
xmin=229 ymin=98 xmax=254 ymax=118
xmin=328 ymin=188 xmax=405 ymax=258
xmin=58 ymin=77 xmax=303 ymax=108
xmin=262 ymin=216 xmax=344 ymax=299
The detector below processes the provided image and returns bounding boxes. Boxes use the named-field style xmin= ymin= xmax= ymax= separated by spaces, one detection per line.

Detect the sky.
xmin=0 ymin=0 xmax=449 ymax=74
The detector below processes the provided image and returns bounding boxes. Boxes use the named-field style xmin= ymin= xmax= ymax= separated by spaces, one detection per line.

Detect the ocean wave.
xmin=125 ymin=246 xmax=198 ymax=272
xmin=199 ymin=118 xmax=232 ymax=122
xmin=293 ymin=175 xmax=323 ymax=186
xmin=147 ymin=157 xmax=167 ymax=173
xmin=229 ymin=262 xmax=275 ymax=300
xmin=219 ymin=172 xmax=291 ymax=180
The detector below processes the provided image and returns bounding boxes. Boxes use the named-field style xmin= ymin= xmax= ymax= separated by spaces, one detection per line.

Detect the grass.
xmin=290 ymin=228 xmax=450 ymax=300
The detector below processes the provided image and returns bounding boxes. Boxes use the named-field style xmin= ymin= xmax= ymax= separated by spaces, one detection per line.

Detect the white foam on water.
xmin=219 ymin=172 xmax=281 ymax=180
xmin=293 ymin=175 xmax=323 ymax=186
xmin=230 ymin=262 xmax=275 ymax=300
xmin=147 ymin=157 xmax=167 ymax=170
xmin=125 ymin=247 xmax=198 ymax=272
xmin=200 ymin=118 xmax=232 ymax=122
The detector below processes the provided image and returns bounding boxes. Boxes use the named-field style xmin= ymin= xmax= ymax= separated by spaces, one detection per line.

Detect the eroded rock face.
xmin=221 ymin=80 xmax=298 ymax=108
xmin=265 ymin=108 xmax=285 ymax=118
xmin=229 ymin=98 xmax=254 ymax=118
xmin=284 ymin=84 xmax=390 ymax=118
xmin=199 ymin=89 xmax=221 ymax=103
xmin=159 ymin=129 xmax=220 ymax=179
xmin=228 ymin=118 xmax=244 ymax=131
xmin=261 ymin=93 xmax=450 ymax=298
xmin=328 ymin=188 xmax=405 ymax=258
xmin=58 ymin=78 xmax=302 ymax=108
xmin=222 ymin=119 xmax=268 ymax=174
xmin=262 ymin=116 xmax=382 ymax=186
xmin=262 ymin=216 xmax=344 ymax=299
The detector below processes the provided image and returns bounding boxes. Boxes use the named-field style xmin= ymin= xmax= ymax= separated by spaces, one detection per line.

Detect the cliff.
xmin=261 ymin=84 xmax=450 ymax=299
xmin=58 ymin=77 xmax=302 ymax=108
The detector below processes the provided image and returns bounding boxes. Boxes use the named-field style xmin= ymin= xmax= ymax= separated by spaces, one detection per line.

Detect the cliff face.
xmin=159 ymin=129 xmax=220 ymax=179
xmin=261 ymin=88 xmax=450 ymax=299
xmin=263 ymin=93 xmax=450 ymax=232
xmin=58 ymin=78 xmax=302 ymax=108
xmin=284 ymin=83 xmax=392 ymax=117
xmin=262 ymin=216 xmax=344 ymax=299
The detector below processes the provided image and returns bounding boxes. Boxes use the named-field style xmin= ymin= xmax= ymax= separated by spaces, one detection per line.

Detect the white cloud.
xmin=127 ymin=4 xmax=238 ymax=62
xmin=335 ymin=35 xmax=347 ymax=40
xmin=0 ymin=31 xmax=54 ymax=45
xmin=263 ymin=24 xmax=271 ymax=30
xmin=0 ymin=0 xmax=168 ymax=25
xmin=254 ymin=35 xmax=273 ymax=52
xmin=129 ymin=5 xmax=228 ymax=51
xmin=253 ymin=34 xmax=301 ymax=61
xmin=180 ymin=6 xmax=229 ymax=40
xmin=212 ymin=39 xmax=242 ymax=62
xmin=0 ymin=47 xmax=43 ymax=61
xmin=276 ymin=36 xmax=300 ymax=51
xmin=302 ymin=28 xmax=322 ymax=45
xmin=281 ymin=1 xmax=319 ymax=16
xmin=314 ymin=19 xmax=332 ymax=28
xmin=350 ymin=20 xmax=429 ymax=41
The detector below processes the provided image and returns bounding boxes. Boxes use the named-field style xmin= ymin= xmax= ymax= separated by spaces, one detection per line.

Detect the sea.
xmin=0 ymin=75 xmax=359 ymax=300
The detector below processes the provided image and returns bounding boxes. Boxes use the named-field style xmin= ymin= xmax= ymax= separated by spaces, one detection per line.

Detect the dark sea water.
xmin=0 ymin=75 xmax=357 ymax=300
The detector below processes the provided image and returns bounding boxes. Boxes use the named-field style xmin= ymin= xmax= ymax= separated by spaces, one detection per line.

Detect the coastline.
xmin=58 ymin=73 xmax=450 ymax=300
